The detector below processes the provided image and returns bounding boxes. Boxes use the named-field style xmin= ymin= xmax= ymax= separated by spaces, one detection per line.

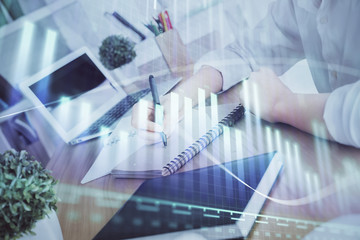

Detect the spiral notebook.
xmin=110 ymin=103 xmax=245 ymax=178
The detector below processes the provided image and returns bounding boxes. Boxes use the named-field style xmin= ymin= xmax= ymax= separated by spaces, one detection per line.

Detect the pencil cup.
xmin=155 ymin=29 xmax=193 ymax=75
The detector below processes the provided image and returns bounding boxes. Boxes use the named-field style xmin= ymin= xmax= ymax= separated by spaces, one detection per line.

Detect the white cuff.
xmin=323 ymin=81 xmax=360 ymax=148
xmin=194 ymin=49 xmax=252 ymax=91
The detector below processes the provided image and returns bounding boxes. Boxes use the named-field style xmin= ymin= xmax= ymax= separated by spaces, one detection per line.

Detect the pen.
xmin=149 ymin=75 xmax=167 ymax=146
xmin=161 ymin=12 xmax=168 ymax=31
xmin=112 ymin=11 xmax=146 ymax=41
xmin=158 ymin=12 xmax=168 ymax=32
xmin=144 ymin=21 xmax=160 ymax=36
xmin=164 ymin=10 xmax=173 ymax=29
xmin=152 ymin=17 xmax=163 ymax=31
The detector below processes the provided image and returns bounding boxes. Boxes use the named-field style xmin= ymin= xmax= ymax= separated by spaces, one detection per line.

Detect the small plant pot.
xmin=20 ymin=210 xmax=63 ymax=240
xmin=0 ymin=150 xmax=59 ymax=240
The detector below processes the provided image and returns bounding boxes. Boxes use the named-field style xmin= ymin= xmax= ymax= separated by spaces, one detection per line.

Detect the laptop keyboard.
xmin=77 ymin=88 xmax=150 ymax=139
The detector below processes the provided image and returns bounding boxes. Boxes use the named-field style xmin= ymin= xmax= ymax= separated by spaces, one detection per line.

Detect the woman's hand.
xmin=131 ymin=66 xmax=223 ymax=144
xmin=240 ymin=67 xmax=332 ymax=140
xmin=240 ymin=67 xmax=294 ymax=123
xmin=131 ymin=93 xmax=184 ymax=145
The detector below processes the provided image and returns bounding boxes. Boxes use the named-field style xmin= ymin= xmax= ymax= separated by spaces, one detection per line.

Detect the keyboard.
xmin=76 ymin=88 xmax=150 ymax=139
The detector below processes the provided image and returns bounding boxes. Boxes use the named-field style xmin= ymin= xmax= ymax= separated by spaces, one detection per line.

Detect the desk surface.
xmin=2 ymin=13 xmax=360 ymax=239
xmin=41 ymin=80 xmax=360 ymax=240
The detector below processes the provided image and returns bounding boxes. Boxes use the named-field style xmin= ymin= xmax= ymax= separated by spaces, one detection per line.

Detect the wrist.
xmin=273 ymin=92 xmax=298 ymax=123
xmin=199 ymin=65 xmax=223 ymax=93
xmin=172 ymin=65 xmax=223 ymax=105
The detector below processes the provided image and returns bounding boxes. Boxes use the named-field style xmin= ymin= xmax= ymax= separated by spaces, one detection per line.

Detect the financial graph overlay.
xmin=56 ymin=148 xmax=360 ymax=239
xmin=93 ymin=152 xmax=275 ymax=239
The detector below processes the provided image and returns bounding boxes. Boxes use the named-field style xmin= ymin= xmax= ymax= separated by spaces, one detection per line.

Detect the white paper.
xmin=112 ymin=108 xmax=210 ymax=172
xmin=81 ymin=106 xmax=212 ymax=183
xmin=81 ymin=116 xmax=146 ymax=184
xmin=81 ymin=103 xmax=240 ymax=183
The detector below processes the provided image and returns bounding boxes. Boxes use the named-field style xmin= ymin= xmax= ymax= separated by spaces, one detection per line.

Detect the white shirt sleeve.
xmin=194 ymin=0 xmax=305 ymax=91
xmin=323 ymin=81 xmax=360 ymax=148
xmin=193 ymin=48 xmax=253 ymax=91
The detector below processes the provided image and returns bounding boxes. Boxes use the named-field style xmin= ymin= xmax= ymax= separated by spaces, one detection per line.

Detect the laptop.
xmin=94 ymin=151 xmax=283 ymax=239
xmin=20 ymin=47 xmax=149 ymax=145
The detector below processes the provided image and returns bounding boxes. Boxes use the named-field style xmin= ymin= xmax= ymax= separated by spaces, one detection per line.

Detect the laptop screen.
xmin=28 ymin=54 xmax=120 ymax=132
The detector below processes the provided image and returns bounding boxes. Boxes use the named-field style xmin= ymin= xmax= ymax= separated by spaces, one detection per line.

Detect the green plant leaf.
xmin=9 ymin=203 xmax=17 ymax=215
xmin=16 ymin=164 xmax=21 ymax=178
xmin=40 ymin=185 xmax=50 ymax=193
xmin=30 ymin=185 xmax=39 ymax=192
xmin=22 ymin=202 xmax=31 ymax=211
xmin=2 ymin=211 xmax=11 ymax=223
xmin=9 ymin=177 xmax=17 ymax=188
xmin=25 ymin=175 xmax=34 ymax=187
xmin=0 ymin=149 xmax=58 ymax=239
xmin=4 ymin=172 xmax=14 ymax=180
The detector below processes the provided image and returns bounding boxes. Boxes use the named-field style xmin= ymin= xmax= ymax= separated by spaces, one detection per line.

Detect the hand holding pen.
xmin=149 ymin=75 xmax=167 ymax=146
xmin=131 ymin=76 xmax=182 ymax=146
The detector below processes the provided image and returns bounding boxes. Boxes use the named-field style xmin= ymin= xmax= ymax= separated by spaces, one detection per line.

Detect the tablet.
xmin=94 ymin=151 xmax=283 ymax=239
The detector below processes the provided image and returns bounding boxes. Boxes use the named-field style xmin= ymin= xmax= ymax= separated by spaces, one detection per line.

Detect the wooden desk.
xmin=43 ymin=81 xmax=360 ymax=240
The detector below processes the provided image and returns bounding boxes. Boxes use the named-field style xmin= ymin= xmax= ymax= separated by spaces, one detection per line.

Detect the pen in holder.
xmin=155 ymin=29 xmax=193 ymax=76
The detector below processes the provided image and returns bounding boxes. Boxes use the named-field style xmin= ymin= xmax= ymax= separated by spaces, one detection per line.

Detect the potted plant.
xmin=0 ymin=149 xmax=62 ymax=240
xmin=99 ymin=35 xmax=136 ymax=70
xmin=99 ymin=35 xmax=138 ymax=84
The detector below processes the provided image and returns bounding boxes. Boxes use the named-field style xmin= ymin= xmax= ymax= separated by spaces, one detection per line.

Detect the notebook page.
xmin=111 ymin=107 xmax=212 ymax=173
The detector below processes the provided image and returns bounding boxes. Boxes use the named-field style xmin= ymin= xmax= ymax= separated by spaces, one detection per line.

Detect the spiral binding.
xmin=162 ymin=104 xmax=245 ymax=176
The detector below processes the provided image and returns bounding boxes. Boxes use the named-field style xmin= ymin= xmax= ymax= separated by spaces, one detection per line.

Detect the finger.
xmin=132 ymin=117 xmax=164 ymax=132
xmin=259 ymin=67 xmax=272 ymax=74
xmin=258 ymin=67 xmax=267 ymax=72
xmin=249 ymin=71 xmax=260 ymax=81
xmin=142 ymin=121 xmax=164 ymax=132
xmin=239 ymin=80 xmax=251 ymax=108
xmin=137 ymin=129 xmax=163 ymax=145
xmin=131 ymin=100 xmax=163 ymax=132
